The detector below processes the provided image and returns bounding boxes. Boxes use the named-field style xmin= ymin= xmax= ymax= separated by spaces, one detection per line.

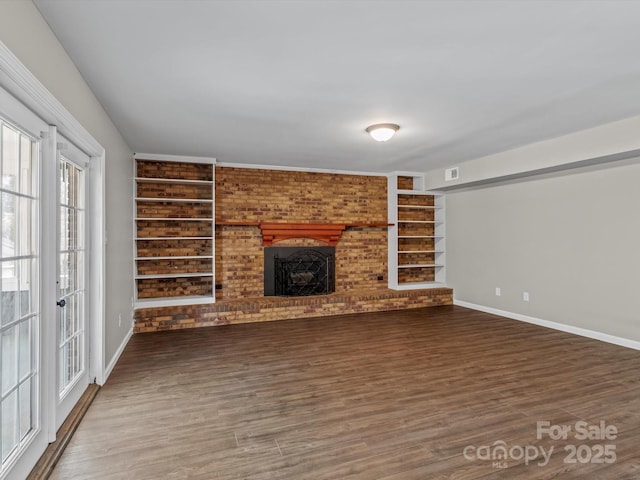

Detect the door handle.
xmin=56 ymin=298 xmax=66 ymax=308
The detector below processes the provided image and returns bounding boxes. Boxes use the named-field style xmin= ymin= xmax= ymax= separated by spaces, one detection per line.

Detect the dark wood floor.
xmin=50 ymin=306 xmax=640 ymax=479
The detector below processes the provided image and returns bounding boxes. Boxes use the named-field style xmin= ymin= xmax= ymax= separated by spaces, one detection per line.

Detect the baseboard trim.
xmin=454 ymin=299 xmax=640 ymax=351
xmin=103 ymin=327 xmax=133 ymax=383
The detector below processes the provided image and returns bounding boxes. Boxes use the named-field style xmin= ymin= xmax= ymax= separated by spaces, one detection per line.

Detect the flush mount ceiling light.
xmin=366 ymin=123 xmax=400 ymax=142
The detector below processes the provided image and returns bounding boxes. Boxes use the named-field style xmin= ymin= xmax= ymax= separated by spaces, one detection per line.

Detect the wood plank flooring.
xmin=49 ymin=306 xmax=640 ymax=479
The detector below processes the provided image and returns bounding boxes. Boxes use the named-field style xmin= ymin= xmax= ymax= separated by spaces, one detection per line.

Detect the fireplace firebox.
xmin=264 ymin=247 xmax=335 ymax=296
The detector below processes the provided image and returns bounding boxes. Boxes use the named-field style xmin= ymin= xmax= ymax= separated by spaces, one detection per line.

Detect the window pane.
xmin=60 ymin=342 xmax=69 ymax=387
xmin=1 ymin=325 xmax=18 ymax=395
xmin=1 ymin=262 xmax=18 ymax=326
xmin=18 ymin=319 xmax=31 ymax=380
xmin=76 ymin=165 xmax=84 ymax=209
xmin=68 ymin=209 xmax=76 ymax=250
xmin=59 ymin=206 xmax=68 ymax=252
xmin=1 ymin=192 xmax=17 ymax=258
xmin=61 ymin=298 xmax=73 ymax=343
xmin=76 ymin=252 xmax=84 ymax=294
xmin=1 ymin=125 xmax=19 ymax=193
xmin=69 ymin=336 xmax=77 ymax=381
xmin=1 ymin=389 xmax=18 ymax=462
xmin=59 ymin=162 xmax=68 ymax=205
xmin=18 ymin=258 xmax=32 ymax=317
xmin=19 ymin=380 xmax=32 ymax=440
xmin=76 ymin=210 xmax=84 ymax=249
xmin=19 ymin=135 xmax=33 ymax=196
xmin=74 ymin=292 xmax=83 ymax=335
xmin=59 ymin=252 xmax=69 ymax=295
xmin=18 ymin=197 xmax=34 ymax=257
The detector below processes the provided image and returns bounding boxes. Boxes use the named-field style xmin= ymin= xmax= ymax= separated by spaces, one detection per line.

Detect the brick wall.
xmin=215 ymin=167 xmax=388 ymax=300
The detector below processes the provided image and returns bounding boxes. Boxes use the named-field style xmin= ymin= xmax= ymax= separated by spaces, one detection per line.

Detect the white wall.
xmin=0 ymin=0 xmax=133 ymax=366
xmin=445 ymin=159 xmax=640 ymax=342
xmin=424 ymin=115 xmax=640 ymax=191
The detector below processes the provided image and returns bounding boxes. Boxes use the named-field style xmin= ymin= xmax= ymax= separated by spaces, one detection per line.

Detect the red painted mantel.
xmin=215 ymin=221 xmax=392 ymax=246
xmin=260 ymin=223 xmax=347 ymax=246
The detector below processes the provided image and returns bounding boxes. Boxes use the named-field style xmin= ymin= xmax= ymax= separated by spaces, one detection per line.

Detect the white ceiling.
xmin=34 ymin=0 xmax=640 ymax=173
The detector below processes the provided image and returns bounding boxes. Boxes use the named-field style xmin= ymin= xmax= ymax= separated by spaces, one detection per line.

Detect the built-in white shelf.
xmin=134 ymin=294 xmax=215 ymax=309
xmin=135 ymin=255 xmax=214 ymax=261
xmin=397 ymin=189 xmax=444 ymax=196
xmin=136 ymin=217 xmax=213 ymax=222
xmin=135 ymin=236 xmax=213 ymax=241
xmin=397 ymin=264 xmax=444 ymax=269
xmin=392 ymin=281 xmax=447 ymax=290
xmin=398 ymin=250 xmax=441 ymax=254
xmin=388 ymin=173 xmax=446 ymax=290
xmin=398 ymin=235 xmax=444 ymax=239
xmin=135 ymin=177 xmax=213 ymax=185
xmin=135 ymin=197 xmax=213 ymax=203
xmin=135 ymin=272 xmax=214 ymax=280
xmin=397 ymin=204 xmax=441 ymax=209
xmin=397 ymin=220 xmax=437 ymax=224
xmin=134 ymin=155 xmax=216 ymax=308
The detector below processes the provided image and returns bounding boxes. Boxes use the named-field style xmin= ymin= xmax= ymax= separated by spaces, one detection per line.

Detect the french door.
xmin=56 ymin=152 xmax=89 ymax=429
xmin=0 ymin=85 xmax=97 ymax=479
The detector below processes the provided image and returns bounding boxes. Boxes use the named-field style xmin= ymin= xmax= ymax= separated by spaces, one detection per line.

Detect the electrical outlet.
xmin=495 ymin=287 xmax=501 ymax=296
xmin=523 ymin=292 xmax=530 ymax=302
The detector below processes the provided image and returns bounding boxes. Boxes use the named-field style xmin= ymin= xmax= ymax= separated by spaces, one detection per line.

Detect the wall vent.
xmin=445 ymin=167 xmax=459 ymax=181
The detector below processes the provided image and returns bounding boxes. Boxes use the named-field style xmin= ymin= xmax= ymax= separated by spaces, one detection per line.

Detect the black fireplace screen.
xmin=264 ymin=247 xmax=335 ymax=296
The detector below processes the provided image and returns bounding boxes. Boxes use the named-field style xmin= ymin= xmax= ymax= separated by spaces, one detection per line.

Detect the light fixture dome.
xmin=366 ymin=123 xmax=400 ymax=142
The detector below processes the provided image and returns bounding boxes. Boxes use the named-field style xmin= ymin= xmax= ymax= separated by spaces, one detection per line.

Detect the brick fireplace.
xmin=133 ymin=166 xmax=453 ymax=332
xmin=214 ymin=167 xmax=390 ymax=299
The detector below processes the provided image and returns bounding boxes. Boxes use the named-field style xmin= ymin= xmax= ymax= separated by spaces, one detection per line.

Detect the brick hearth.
xmin=134 ymin=287 xmax=453 ymax=332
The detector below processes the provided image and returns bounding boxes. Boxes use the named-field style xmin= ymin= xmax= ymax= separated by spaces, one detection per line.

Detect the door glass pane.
xmin=59 ymin=206 xmax=68 ymax=252
xmin=18 ymin=258 xmax=32 ymax=317
xmin=0 ymin=121 xmax=39 ymax=471
xmin=18 ymin=197 xmax=34 ymax=257
xmin=1 ymin=262 xmax=17 ymax=326
xmin=18 ymin=319 xmax=31 ymax=380
xmin=59 ymin=252 xmax=71 ymax=296
xmin=1 ymin=125 xmax=18 ymax=192
xmin=18 ymin=380 xmax=32 ymax=440
xmin=1 ymin=325 xmax=17 ymax=395
xmin=1 ymin=390 xmax=18 ymax=462
xmin=58 ymin=159 xmax=85 ymax=394
xmin=1 ymin=192 xmax=17 ymax=258
xmin=19 ymin=136 xmax=33 ymax=196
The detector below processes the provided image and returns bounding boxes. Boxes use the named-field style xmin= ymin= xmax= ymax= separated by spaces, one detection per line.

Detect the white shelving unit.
xmin=388 ymin=173 xmax=445 ymax=290
xmin=133 ymin=154 xmax=216 ymax=309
